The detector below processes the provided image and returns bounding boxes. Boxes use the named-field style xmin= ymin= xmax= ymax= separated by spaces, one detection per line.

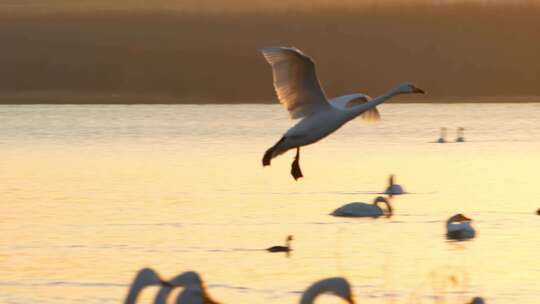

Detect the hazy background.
xmin=1 ymin=1 xmax=540 ymax=103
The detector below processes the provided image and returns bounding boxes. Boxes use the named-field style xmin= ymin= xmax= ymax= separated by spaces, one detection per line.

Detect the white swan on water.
xmin=456 ymin=127 xmax=466 ymax=142
xmin=437 ymin=127 xmax=447 ymax=143
xmin=154 ymin=271 xmax=218 ymax=304
xmin=300 ymin=277 xmax=355 ymax=304
xmin=332 ymin=196 xmax=392 ymax=218
xmin=260 ymin=47 xmax=425 ymax=180
xmin=124 ymin=268 xmax=170 ymax=304
xmin=446 ymin=213 xmax=476 ymax=240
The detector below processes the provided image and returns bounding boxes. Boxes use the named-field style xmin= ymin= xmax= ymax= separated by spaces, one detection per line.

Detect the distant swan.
xmin=155 ymin=271 xmax=218 ymax=304
xmin=267 ymin=235 xmax=293 ymax=253
xmin=437 ymin=127 xmax=447 ymax=143
xmin=260 ymin=47 xmax=425 ymax=180
xmin=446 ymin=214 xmax=476 ymax=240
xmin=384 ymin=174 xmax=405 ymax=197
xmin=124 ymin=268 xmax=170 ymax=304
xmin=332 ymin=196 xmax=392 ymax=218
xmin=300 ymin=277 xmax=355 ymax=304
xmin=456 ymin=127 xmax=465 ymax=142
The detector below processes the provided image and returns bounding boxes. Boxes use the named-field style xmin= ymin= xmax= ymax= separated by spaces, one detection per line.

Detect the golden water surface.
xmin=1 ymin=104 xmax=539 ymax=303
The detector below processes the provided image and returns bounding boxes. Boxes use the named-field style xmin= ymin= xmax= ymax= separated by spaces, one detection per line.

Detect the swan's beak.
xmin=347 ymin=295 xmax=356 ymax=304
xmin=412 ymin=86 xmax=425 ymax=94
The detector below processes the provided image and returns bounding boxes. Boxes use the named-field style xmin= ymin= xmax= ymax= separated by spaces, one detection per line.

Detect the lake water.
xmin=1 ymin=104 xmax=539 ymax=304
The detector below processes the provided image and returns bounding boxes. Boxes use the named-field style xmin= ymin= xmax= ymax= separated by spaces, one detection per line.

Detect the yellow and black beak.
xmin=412 ymin=86 xmax=426 ymax=94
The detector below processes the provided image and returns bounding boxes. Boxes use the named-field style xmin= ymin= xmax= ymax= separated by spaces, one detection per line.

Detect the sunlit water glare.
xmin=1 ymin=104 xmax=539 ymax=303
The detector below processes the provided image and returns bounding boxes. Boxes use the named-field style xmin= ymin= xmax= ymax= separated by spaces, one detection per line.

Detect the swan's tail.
xmin=262 ymin=137 xmax=287 ymax=166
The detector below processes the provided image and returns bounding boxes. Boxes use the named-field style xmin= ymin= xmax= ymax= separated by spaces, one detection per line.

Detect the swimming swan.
xmin=260 ymin=47 xmax=425 ymax=180
xmin=154 ymin=271 xmax=218 ymax=304
xmin=300 ymin=277 xmax=355 ymax=304
xmin=124 ymin=268 xmax=170 ymax=304
xmin=384 ymin=174 xmax=405 ymax=197
xmin=446 ymin=214 xmax=476 ymax=240
xmin=267 ymin=235 xmax=293 ymax=253
xmin=456 ymin=127 xmax=465 ymax=142
xmin=332 ymin=196 xmax=392 ymax=218
xmin=437 ymin=127 xmax=447 ymax=143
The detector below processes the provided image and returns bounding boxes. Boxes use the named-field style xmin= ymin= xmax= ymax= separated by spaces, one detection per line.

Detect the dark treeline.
xmin=1 ymin=3 xmax=540 ymax=103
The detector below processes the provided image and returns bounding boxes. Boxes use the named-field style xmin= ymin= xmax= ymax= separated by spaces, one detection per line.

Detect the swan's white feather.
xmin=260 ymin=47 xmax=330 ymax=119
xmin=329 ymin=93 xmax=380 ymax=122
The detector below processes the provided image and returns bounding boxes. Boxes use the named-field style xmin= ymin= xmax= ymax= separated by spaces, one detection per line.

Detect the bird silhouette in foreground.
xmin=260 ymin=47 xmax=425 ymax=180
xmin=446 ymin=213 xmax=476 ymax=240
xmin=332 ymin=196 xmax=392 ymax=218
xmin=154 ymin=271 xmax=219 ymax=304
xmin=266 ymin=235 xmax=294 ymax=254
xmin=124 ymin=268 xmax=171 ymax=304
xmin=300 ymin=277 xmax=355 ymax=304
xmin=468 ymin=297 xmax=486 ymax=304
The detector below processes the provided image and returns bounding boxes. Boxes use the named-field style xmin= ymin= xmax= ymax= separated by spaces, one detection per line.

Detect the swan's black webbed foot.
xmin=291 ymin=148 xmax=303 ymax=180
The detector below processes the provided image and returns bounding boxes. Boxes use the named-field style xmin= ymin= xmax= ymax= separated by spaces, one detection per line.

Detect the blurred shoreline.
xmin=2 ymin=92 xmax=540 ymax=104
xmin=2 ymin=2 xmax=540 ymax=102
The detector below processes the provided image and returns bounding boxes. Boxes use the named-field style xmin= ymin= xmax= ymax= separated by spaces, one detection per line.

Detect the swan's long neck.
xmin=375 ymin=199 xmax=393 ymax=216
xmin=124 ymin=281 xmax=145 ymax=304
xmin=300 ymin=281 xmax=326 ymax=304
xmin=446 ymin=216 xmax=458 ymax=228
xmin=348 ymin=87 xmax=401 ymax=118
xmin=155 ymin=286 xmax=173 ymax=304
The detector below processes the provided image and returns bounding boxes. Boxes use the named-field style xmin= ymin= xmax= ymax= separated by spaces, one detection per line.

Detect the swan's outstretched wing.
xmin=260 ymin=47 xmax=331 ymax=119
xmin=329 ymin=93 xmax=380 ymax=122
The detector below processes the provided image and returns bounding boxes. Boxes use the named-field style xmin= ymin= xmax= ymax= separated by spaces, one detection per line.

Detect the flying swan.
xmin=446 ymin=213 xmax=476 ymax=240
xmin=332 ymin=196 xmax=392 ymax=218
xmin=260 ymin=47 xmax=425 ymax=180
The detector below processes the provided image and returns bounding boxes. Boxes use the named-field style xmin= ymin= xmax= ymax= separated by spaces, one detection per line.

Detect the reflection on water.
xmin=1 ymin=104 xmax=540 ymax=303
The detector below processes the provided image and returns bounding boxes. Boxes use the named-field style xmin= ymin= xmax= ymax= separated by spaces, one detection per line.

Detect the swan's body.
xmin=300 ymin=277 xmax=355 ymax=304
xmin=446 ymin=214 xmax=476 ymax=240
xmin=267 ymin=235 xmax=293 ymax=253
xmin=124 ymin=268 xmax=169 ymax=304
xmin=155 ymin=271 xmax=218 ymax=304
xmin=456 ymin=127 xmax=465 ymax=142
xmin=332 ymin=196 xmax=392 ymax=218
xmin=384 ymin=174 xmax=405 ymax=196
xmin=437 ymin=127 xmax=447 ymax=143
xmin=260 ymin=47 xmax=425 ymax=180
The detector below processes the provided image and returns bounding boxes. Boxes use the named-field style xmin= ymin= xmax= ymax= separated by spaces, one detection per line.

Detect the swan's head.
xmin=132 ymin=268 xmax=171 ymax=287
xmin=169 ymin=271 xmax=203 ymax=287
xmin=449 ymin=213 xmax=472 ymax=223
xmin=396 ymin=82 xmax=425 ymax=94
xmin=374 ymin=196 xmax=388 ymax=204
xmin=125 ymin=268 xmax=171 ymax=304
xmin=301 ymin=277 xmax=355 ymax=304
